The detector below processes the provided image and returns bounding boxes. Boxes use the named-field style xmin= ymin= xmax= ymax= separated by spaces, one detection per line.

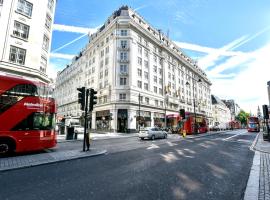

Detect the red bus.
xmin=228 ymin=120 xmax=241 ymax=129
xmin=247 ymin=116 xmax=260 ymax=132
xmin=0 ymin=75 xmax=57 ymax=155
xmin=166 ymin=112 xmax=208 ymax=135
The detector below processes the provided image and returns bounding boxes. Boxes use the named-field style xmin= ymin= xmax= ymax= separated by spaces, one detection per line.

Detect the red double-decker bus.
xmin=0 ymin=75 xmax=57 ymax=155
xmin=166 ymin=112 xmax=208 ymax=135
xmin=247 ymin=116 xmax=260 ymax=132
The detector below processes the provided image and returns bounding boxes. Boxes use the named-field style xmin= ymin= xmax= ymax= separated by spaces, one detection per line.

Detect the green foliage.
xmin=235 ymin=110 xmax=250 ymax=126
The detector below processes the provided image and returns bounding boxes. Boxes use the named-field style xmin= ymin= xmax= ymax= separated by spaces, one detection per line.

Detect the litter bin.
xmin=66 ymin=127 xmax=75 ymax=140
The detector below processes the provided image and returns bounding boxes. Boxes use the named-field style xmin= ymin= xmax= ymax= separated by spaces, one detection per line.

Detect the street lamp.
xmin=186 ymin=78 xmax=202 ymax=134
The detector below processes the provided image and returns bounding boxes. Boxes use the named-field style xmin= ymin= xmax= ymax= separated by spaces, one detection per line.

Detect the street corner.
xmin=0 ymin=148 xmax=107 ymax=172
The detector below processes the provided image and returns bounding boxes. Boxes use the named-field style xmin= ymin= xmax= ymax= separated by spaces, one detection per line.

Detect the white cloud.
xmin=53 ymin=24 xmax=97 ymax=34
xmin=209 ymin=43 xmax=270 ymax=114
xmin=47 ymin=62 xmax=60 ymax=80
xmin=50 ymin=52 xmax=74 ymax=59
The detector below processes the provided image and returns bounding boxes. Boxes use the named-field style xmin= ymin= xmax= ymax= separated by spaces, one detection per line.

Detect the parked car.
xmin=74 ymin=126 xmax=84 ymax=134
xmin=138 ymin=127 xmax=168 ymax=140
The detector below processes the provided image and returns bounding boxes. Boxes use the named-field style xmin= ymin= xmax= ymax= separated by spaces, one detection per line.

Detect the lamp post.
xmin=138 ymin=93 xmax=141 ymax=132
xmin=186 ymin=78 xmax=202 ymax=134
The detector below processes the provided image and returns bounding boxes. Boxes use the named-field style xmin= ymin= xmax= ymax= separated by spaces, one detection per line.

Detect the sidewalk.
xmin=0 ymin=146 xmax=107 ymax=172
xmin=245 ymin=132 xmax=270 ymax=200
xmin=57 ymin=132 xmax=138 ymax=142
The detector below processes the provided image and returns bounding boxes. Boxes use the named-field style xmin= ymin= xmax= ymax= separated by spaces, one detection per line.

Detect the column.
xmin=128 ymin=109 xmax=137 ymax=132
xmin=151 ymin=111 xmax=155 ymax=127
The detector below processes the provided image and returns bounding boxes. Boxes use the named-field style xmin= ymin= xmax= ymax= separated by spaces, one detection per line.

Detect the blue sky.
xmin=49 ymin=0 xmax=270 ymax=114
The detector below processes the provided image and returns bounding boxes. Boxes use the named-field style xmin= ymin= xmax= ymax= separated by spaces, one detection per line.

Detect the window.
xmin=119 ymin=93 xmax=126 ymax=100
xmin=120 ymin=77 xmax=127 ymax=85
xmin=144 ymin=50 xmax=148 ymax=57
xmin=153 ymin=65 xmax=157 ymax=73
xmin=13 ymin=21 xmax=29 ymax=40
xmin=120 ymin=30 xmax=127 ymax=36
xmin=42 ymin=35 xmax=49 ymax=51
xmin=144 ymin=71 xmax=148 ymax=79
xmin=138 ymin=46 xmax=142 ymax=55
xmin=0 ymin=0 xmax=3 ymax=5
xmin=154 ymin=76 xmax=157 ymax=83
xmin=9 ymin=46 xmax=26 ymax=65
xmin=105 ymin=57 xmax=109 ymax=65
xmin=137 ymin=81 xmax=142 ymax=88
xmin=144 ymin=39 xmax=148 ymax=47
xmin=159 ymin=68 xmax=162 ymax=75
xmin=144 ymin=83 xmax=149 ymax=90
xmin=138 ymin=35 xmax=142 ymax=43
xmin=17 ymin=0 xmax=33 ymax=17
xmin=104 ymin=69 xmax=108 ymax=76
xmin=159 ymin=78 xmax=163 ymax=84
xmin=159 ymin=88 xmax=163 ymax=95
xmin=99 ymin=72 xmax=103 ymax=78
xmin=145 ymin=97 xmax=149 ymax=104
xmin=120 ymin=52 xmax=128 ymax=60
xmin=160 ymin=101 xmax=163 ymax=107
xmin=155 ymin=100 xmax=158 ymax=106
xmin=137 ymin=57 xmax=142 ymax=65
xmin=105 ymin=46 xmax=109 ymax=54
xmin=45 ymin=14 xmax=52 ymax=30
xmin=12 ymin=113 xmax=54 ymax=131
xmin=120 ymin=40 xmax=128 ymax=48
xmin=100 ymin=50 xmax=104 ymax=57
xmin=154 ymin=86 xmax=157 ymax=93
xmin=144 ymin=60 xmax=149 ymax=68
xmin=137 ymin=69 xmax=142 ymax=76
xmin=120 ymin=64 xmax=127 ymax=73
xmin=47 ymin=0 xmax=54 ymax=11
xmin=154 ymin=55 xmax=157 ymax=62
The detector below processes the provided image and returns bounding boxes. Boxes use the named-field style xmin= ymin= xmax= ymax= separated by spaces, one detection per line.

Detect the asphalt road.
xmin=0 ymin=130 xmax=257 ymax=200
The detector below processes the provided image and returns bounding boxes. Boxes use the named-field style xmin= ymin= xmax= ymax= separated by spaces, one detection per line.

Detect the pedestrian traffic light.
xmin=89 ymin=88 xmax=97 ymax=112
xmin=77 ymin=87 xmax=86 ymax=111
xmin=180 ymin=109 xmax=185 ymax=119
xmin=262 ymin=105 xmax=269 ymax=119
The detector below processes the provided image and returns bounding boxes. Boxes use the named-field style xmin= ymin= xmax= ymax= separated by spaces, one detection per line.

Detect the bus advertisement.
xmin=166 ymin=112 xmax=208 ymax=135
xmin=0 ymin=75 xmax=57 ymax=155
xmin=247 ymin=116 xmax=260 ymax=132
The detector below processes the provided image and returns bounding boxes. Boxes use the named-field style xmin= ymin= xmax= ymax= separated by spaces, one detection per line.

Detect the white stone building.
xmin=211 ymin=95 xmax=231 ymax=129
xmin=54 ymin=6 xmax=212 ymax=133
xmin=0 ymin=0 xmax=56 ymax=83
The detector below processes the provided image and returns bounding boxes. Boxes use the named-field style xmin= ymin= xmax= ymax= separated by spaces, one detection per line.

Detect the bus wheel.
xmin=0 ymin=140 xmax=15 ymax=156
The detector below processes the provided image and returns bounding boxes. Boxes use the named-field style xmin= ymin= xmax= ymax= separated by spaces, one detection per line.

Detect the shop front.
xmin=96 ymin=110 xmax=111 ymax=131
xmin=136 ymin=111 xmax=151 ymax=130
xmin=154 ymin=113 xmax=165 ymax=128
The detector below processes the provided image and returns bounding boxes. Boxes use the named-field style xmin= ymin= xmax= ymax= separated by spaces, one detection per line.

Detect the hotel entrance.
xmin=117 ymin=109 xmax=128 ymax=133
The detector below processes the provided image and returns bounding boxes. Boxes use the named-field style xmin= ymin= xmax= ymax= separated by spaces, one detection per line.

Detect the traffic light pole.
xmin=83 ymin=89 xmax=90 ymax=151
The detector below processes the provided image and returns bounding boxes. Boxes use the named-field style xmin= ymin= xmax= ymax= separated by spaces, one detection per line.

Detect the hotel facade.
xmin=55 ymin=6 xmax=212 ymax=133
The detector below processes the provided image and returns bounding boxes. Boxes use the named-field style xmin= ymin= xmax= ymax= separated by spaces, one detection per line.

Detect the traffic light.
xmin=262 ymin=105 xmax=269 ymax=119
xmin=77 ymin=87 xmax=86 ymax=111
xmin=89 ymin=88 xmax=97 ymax=112
xmin=179 ymin=109 xmax=185 ymax=119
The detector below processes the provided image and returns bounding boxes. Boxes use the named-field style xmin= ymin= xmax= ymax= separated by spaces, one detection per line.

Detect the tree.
xmin=235 ymin=110 xmax=250 ymax=127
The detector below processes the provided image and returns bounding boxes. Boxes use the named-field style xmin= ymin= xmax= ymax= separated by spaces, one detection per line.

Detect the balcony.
xmin=118 ymin=59 xmax=129 ymax=63
xmin=119 ymin=72 xmax=128 ymax=76
xmin=118 ymin=45 xmax=130 ymax=51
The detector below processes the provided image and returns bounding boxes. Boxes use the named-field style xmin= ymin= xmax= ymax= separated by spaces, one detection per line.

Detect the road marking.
xmin=223 ymin=131 xmax=245 ymax=141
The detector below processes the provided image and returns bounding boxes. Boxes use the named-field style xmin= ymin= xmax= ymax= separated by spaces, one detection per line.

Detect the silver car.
xmin=138 ymin=127 xmax=168 ymax=140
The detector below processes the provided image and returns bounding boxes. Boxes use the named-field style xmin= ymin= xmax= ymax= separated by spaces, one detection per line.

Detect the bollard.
xmin=183 ymin=130 xmax=186 ymax=138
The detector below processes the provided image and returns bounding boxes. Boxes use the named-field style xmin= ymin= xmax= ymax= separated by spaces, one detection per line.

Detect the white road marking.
xmin=222 ymin=130 xmax=245 ymax=141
